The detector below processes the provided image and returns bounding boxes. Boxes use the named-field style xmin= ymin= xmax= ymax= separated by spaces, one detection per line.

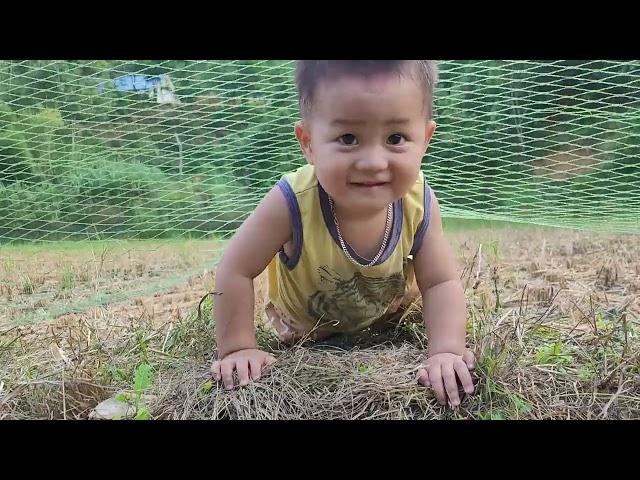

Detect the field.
xmin=1 ymin=223 xmax=639 ymax=419
xmin=0 ymin=239 xmax=223 ymax=326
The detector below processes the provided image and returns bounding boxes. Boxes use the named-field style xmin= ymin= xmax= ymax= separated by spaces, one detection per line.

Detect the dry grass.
xmin=0 ymin=239 xmax=219 ymax=325
xmin=1 ymin=228 xmax=639 ymax=420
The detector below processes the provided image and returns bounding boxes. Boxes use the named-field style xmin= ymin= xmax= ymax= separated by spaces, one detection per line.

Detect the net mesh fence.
xmin=1 ymin=60 xmax=639 ymax=323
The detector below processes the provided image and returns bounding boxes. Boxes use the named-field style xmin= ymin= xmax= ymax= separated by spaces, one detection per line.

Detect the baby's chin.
xmin=347 ymin=182 xmax=403 ymax=201
xmin=322 ymin=182 xmax=401 ymax=209
xmin=340 ymin=191 xmax=398 ymax=212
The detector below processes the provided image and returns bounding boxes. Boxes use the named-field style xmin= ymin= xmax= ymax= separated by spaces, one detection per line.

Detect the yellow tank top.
xmin=266 ymin=164 xmax=431 ymax=339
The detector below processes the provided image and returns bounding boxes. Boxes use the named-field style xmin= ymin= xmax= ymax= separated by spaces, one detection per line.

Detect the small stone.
xmin=89 ymin=394 xmax=157 ymax=420
xmin=90 ymin=397 xmax=136 ymax=420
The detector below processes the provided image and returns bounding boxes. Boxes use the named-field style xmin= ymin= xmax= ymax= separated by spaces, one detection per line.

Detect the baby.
xmin=211 ymin=60 xmax=475 ymax=407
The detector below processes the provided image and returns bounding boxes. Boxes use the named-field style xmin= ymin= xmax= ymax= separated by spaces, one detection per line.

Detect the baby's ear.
xmin=423 ymin=120 xmax=437 ymax=152
xmin=294 ymin=121 xmax=314 ymax=165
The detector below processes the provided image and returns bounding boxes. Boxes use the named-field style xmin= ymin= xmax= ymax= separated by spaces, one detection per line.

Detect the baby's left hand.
xmin=416 ymin=350 xmax=475 ymax=407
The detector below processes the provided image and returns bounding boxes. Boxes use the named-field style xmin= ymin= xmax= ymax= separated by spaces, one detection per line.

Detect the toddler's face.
xmin=296 ymin=73 xmax=436 ymax=215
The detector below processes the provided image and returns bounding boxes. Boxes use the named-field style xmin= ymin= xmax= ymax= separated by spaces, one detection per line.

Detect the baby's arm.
xmin=211 ymin=186 xmax=292 ymax=389
xmin=413 ymin=190 xmax=475 ymax=406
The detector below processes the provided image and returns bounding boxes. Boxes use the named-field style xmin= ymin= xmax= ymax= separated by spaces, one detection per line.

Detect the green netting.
xmin=1 ymin=60 xmax=639 ymax=323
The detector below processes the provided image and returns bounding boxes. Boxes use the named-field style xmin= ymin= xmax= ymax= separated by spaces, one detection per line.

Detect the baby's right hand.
xmin=211 ymin=349 xmax=276 ymax=390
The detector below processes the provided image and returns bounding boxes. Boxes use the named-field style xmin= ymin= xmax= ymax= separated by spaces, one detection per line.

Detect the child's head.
xmin=293 ymin=60 xmax=438 ymax=215
xmin=296 ymin=60 xmax=438 ymax=119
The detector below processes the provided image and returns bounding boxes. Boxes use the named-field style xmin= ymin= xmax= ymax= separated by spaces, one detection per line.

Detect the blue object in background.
xmin=114 ymin=75 xmax=162 ymax=91
xmin=98 ymin=74 xmax=164 ymax=93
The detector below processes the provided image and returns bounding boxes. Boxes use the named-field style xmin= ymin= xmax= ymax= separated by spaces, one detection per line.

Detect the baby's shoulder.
xmin=281 ymin=164 xmax=318 ymax=195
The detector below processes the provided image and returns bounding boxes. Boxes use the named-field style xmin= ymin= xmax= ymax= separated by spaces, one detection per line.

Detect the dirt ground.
xmin=0 ymin=239 xmax=221 ymax=326
xmin=2 ymin=228 xmax=639 ymax=331
xmin=1 ymin=226 xmax=639 ymax=419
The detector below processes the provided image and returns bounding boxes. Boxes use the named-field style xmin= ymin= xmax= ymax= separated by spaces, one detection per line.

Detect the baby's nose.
xmin=357 ymin=150 xmax=388 ymax=171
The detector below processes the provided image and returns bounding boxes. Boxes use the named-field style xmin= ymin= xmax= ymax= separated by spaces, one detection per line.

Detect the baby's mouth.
xmin=350 ymin=181 xmax=390 ymax=188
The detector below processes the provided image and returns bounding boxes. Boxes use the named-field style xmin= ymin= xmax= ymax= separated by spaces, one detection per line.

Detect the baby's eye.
xmin=387 ymin=134 xmax=406 ymax=146
xmin=338 ymin=134 xmax=358 ymax=146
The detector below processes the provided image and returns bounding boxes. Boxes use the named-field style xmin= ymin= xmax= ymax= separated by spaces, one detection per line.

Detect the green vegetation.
xmin=1 ymin=60 xmax=639 ymax=243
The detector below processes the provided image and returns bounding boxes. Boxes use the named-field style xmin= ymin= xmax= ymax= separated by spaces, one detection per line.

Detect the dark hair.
xmin=295 ymin=60 xmax=439 ymax=119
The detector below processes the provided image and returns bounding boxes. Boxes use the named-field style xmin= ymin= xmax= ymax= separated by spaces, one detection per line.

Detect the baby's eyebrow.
xmin=331 ymin=118 xmax=364 ymax=126
xmin=330 ymin=118 xmax=411 ymax=126
xmin=384 ymin=118 xmax=411 ymax=125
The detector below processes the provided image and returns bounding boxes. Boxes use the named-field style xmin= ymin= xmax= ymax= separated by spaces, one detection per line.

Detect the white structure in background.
xmin=149 ymin=75 xmax=180 ymax=105
xmin=104 ymin=73 xmax=181 ymax=104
